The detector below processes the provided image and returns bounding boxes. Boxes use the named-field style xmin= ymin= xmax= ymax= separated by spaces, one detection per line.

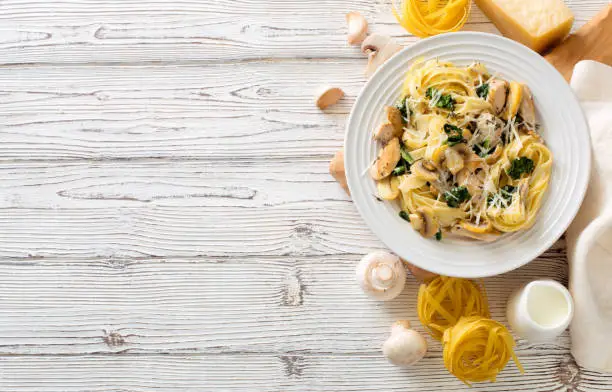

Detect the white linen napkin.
xmin=566 ymin=60 xmax=612 ymax=372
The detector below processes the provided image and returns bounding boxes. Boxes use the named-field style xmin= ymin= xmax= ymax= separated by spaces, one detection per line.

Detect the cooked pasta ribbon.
xmin=392 ymin=0 xmax=472 ymax=38
xmin=374 ymin=59 xmax=552 ymax=241
xmin=443 ymin=316 xmax=524 ymax=384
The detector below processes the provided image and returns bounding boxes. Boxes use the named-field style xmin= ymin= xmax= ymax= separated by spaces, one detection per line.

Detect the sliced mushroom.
xmin=369 ymin=137 xmax=401 ymax=180
xmin=361 ymin=34 xmax=403 ymax=79
xmin=373 ymin=122 xmax=400 ymax=144
xmin=316 ymin=86 xmax=344 ymax=109
xmin=346 ymin=11 xmax=368 ymax=45
xmin=486 ymin=79 xmax=509 ymax=114
xmin=411 ymin=159 xmax=439 ymax=182
xmin=431 ymin=144 xmax=448 ymax=169
xmin=444 ymin=147 xmax=465 ymax=175
xmin=409 ymin=207 xmax=439 ymax=238
xmin=386 ymin=106 xmax=405 ymax=133
xmin=519 ymin=84 xmax=536 ymax=126
xmin=504 ymin=81 xmax=523 ymax=120
xmin=485 ymin=144 xmax=503 ymax=164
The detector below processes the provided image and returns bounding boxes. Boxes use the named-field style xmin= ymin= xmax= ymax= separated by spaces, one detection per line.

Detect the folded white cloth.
xmin=566 ymin=60 xmax=612 ymax=373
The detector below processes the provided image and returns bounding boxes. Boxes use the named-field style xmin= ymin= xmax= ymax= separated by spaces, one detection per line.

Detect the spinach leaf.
xmin=444 ymin=123 xmax=465 ymax=146
xmin=444 ymin=186 xmax=471 ymax=208
xmin=435 ymin=229 xmax=442 ymax=241
xmin=395 ymin=97 xmax=410 ymax=121
xmin=399 ymin=211 xmax=410 ymax=222
xmin=507 ymin=157 xmax=535 ymax=180
xmin=487 ymin=185 xmax=516 ymax=206
xmin=426 ymin=87 xmax=455 ymax=111
xmin=476 ymin=83 xmax=489 ymax=99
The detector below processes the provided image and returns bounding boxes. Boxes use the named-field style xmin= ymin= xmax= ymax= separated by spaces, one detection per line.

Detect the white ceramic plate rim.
xmin=345 ymin=32 xmax=591 ymax=278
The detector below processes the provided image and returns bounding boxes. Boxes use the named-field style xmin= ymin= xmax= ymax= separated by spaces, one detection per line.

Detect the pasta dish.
xmin=369 ymin=60 xmax=552 ymax=241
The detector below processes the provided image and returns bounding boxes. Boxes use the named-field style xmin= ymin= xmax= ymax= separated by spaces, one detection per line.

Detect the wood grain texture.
xmin=0 ymin=0 xmax=599 ymax=65
xmin=0 ymin=0 xmax=611 ymax=390
xmin=0 ymin=61 xmax=360 ymax=161
xmin=0 ymin=251 xmax=569 ymax=355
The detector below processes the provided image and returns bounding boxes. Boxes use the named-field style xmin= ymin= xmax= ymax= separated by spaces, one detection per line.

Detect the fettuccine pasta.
xmin=370 ymin=59 xmax=552 ymax=242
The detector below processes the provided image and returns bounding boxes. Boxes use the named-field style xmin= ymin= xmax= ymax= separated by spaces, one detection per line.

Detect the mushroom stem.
xmin=382 ymin=320 xmax=428 ymax=366
xmin=356 ymin=251 xmax=407 ymax=301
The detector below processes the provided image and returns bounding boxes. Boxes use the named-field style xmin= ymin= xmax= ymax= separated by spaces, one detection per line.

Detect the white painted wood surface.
xmin=0 ymin=0 xmax=611 ymax=390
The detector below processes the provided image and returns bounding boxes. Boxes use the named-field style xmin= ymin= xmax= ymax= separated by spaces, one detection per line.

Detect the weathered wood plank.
xmin=0 ymin=0 xmax=600 ymax=65
xmin=1 ymin=353 xmax=600 ymax=392
xmin=0 ymin=160 xmax=345 ymax=208
xmin=0 ymin=61 xmax=361 ymax=161
xmin=0 ymin=254 xmax=568 ymax=356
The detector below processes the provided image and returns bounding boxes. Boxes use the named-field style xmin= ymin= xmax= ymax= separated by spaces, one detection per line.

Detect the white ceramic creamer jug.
xmin=507 ymin=280 xmax=574 ymax=343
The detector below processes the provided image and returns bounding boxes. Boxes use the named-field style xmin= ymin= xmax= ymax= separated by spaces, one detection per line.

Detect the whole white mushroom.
xmin=382 ymin=320 xmax=427 ymax=366
xmin=356 ymin=251 xmax=406 ymax=301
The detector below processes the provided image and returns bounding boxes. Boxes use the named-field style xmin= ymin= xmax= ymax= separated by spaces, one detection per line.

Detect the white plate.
xmin=345 ymin=32 xmax=590 ymax=278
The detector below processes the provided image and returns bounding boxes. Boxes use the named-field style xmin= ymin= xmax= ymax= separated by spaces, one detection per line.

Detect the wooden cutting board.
xmin=545 ymin=4 xmax=612 ymax=81
xmin=330 ymin=4 xmax=612 ymax=194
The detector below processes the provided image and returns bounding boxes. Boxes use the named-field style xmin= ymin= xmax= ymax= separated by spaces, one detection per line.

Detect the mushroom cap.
xmin=346 ymin=11 xmax=368 ymax=45
xmin=382 ymin=320 xmax=428 ymax=366
xmin=411 ymin=159 xmax=439 ymax=182
xmin=410 ymin=207 xmax=439 ymax=238
xmin=360 ymin=34 xmax=391 ymax=54
xmin=355 ymin=251 xmax=407 ymax=301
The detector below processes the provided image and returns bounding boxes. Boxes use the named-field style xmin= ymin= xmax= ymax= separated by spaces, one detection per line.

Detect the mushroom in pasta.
xmin=485 ymin=144 xmax=503 ymax=164
xmin=411 ymin=159 xmax=439 ymax=182
xmin=409 ymin=207 xmax=439 ymax=238
xmin=369 ymin=138 xmax=401 ymax=180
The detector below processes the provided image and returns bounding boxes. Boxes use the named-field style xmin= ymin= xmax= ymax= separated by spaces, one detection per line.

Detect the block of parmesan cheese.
xmin=474 ymin=0 xmax=574 ymax=54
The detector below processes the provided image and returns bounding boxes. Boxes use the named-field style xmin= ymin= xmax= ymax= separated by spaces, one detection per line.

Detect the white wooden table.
xmin=0 ymin=0 xmax=611 ymax=390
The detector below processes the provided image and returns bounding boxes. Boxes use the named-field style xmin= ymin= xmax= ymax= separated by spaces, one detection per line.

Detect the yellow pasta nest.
xmin=417 ymin=276 xmax=489 ymax=340
xmin=443 ymin=316 xmax=524 ymax=384
xmin=392 ymin=0 xmax=472 ymax=38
